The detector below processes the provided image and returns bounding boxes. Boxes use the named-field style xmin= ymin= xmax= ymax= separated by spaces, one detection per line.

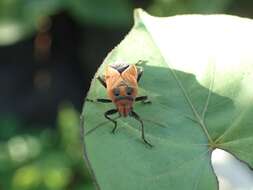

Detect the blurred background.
xmin=0 ymin=0 xmax=253 ymax=189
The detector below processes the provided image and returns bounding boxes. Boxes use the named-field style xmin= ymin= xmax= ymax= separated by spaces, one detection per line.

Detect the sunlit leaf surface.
xmin=82 ymin=9 xmax=253 ymax=190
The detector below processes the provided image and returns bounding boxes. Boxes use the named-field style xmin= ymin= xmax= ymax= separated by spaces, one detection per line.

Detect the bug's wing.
xmin=105 ymin=66 xmax=122 ymax=89
xmin=121 ymin=64 xmax=138 ymax=87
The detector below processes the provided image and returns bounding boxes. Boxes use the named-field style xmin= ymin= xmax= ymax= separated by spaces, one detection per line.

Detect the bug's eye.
xmin=126 ymin=87 xmax=133 ymax=95
xmin=113 ymin=88 xmax=120 ymax=96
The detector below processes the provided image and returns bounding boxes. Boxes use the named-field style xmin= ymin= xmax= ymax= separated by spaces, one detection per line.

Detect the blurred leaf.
xmin=84 ymin=183 xmax=96 ymax=190
xmin=43 ymin=166 xmax=71 ymax=189
xmin=40 ymin=151 xmax=73 ymax=189
xmin=82 ymin=9 xmax=253 ymax=189
xmin=66 ymin=0 xmax=132 ymax=27
xmin=7 ymin=135 xmax=41 ymax=164
xmin=8 ymin=136 xmax=30 ymax=163
xmin=0 ymin=0 xmax=132 ymax=45
xmin=57 ymin=102 xmax=82 ymax=161
xmin=11 ymin=151 xmax=72 ymax=190
xmin=0 ymin=142 xmax=12 ymax=171
xmin=0 ymin=112 xmax=89 ymax=189
xmin=0 ymin=115 xmax=20 ymax=139
xmin=12 ymin=165 xmax=41 ymax=190
xmin=0 ymin=21 xmax=32 ymax=45
xmin=0 ymin=0 xmax=63 ymax=45
xmin=148 ymin=0 xmax=232 ymax=16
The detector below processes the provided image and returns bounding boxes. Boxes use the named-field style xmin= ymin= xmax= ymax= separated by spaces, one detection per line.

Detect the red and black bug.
xmin=87 ymin=60 xmax=152 ymax=147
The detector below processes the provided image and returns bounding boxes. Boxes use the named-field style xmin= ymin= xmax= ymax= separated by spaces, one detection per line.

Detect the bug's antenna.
xmin=130 ymin=110 xmax=153 ymax=147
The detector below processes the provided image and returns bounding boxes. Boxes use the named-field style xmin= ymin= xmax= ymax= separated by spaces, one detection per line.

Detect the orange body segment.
xmin=104 ymin=63 xmax=138 ymax=117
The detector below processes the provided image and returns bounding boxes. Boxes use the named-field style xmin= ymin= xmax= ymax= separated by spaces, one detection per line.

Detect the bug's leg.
xmin=136 ymin=60 xmax=148 ymax=66
xmin=86 ymin=98 xmax=112 ymax=103
xmin=104 ymin=109 xmax=119 ymax=134
xmin=97 ymin=99 xmax=112 ymax=103
xmin=97 ymin=76 xmax=107 ymax=88
xmin=135 ymin=96 xmax=151 ymax=104
xmin=137 ymin=67 xmax=143 ymax=82
xmin=130 ymin=110 xmax=153 ymax=147
xmin=136 ymin=60 xmax=148 ymax=82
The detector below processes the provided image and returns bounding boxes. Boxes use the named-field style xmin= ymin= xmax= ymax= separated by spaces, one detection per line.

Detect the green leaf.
xmin=82 ymin=9 xmax=253 ymax=190
xmin=148 ymin=0 xmax=231 ymax=16
xmin=66 ymin=0 xmax=132 ymax=27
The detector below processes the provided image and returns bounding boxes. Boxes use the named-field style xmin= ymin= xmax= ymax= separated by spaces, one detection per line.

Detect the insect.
xmin=87 ymin=60 xmax=152 ymax=147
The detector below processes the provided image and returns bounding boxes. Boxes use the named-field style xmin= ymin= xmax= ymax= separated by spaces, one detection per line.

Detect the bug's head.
xmin=110 ymin=85 xmax=137 ymax=117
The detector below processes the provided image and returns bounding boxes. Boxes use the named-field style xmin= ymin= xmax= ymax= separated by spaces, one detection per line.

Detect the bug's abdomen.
xmin=116 ymin=99 xmax=133 ymax=117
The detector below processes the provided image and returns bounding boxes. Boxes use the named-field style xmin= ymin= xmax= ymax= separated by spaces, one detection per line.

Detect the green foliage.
xmin=0 ymin=104 xmax=90 ymax=190
xmin=0 ymin=0 xmax=63 ymax=45
xmin=82 ymin=9 xmax=253 ymax=189
xmin=0 ymin=0 xmax=246 ymax=46
xmin=0 ymin=0 xmax=132 ymax=45
xmin=148 ymin=0 xmax=232 ymax=16
xmin=66 ymin=0 xmax=132 ymax=27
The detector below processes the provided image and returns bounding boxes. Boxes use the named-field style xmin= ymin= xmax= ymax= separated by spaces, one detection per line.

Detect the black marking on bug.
xmin=113 ymin=88 xmax=120 ymax=96
xmin=110 ymin=63 xmax=129 ymax=73
xmin=126 ymin=86 xmax=133 ymax=95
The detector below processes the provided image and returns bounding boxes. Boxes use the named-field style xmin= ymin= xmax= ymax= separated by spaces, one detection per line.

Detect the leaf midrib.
xmin=139 ymin=15 xmax=215 ymax=146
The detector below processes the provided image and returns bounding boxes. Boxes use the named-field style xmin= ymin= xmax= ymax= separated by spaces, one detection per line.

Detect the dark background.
xmin=0 ymin=0 xmax=252 ymax=189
